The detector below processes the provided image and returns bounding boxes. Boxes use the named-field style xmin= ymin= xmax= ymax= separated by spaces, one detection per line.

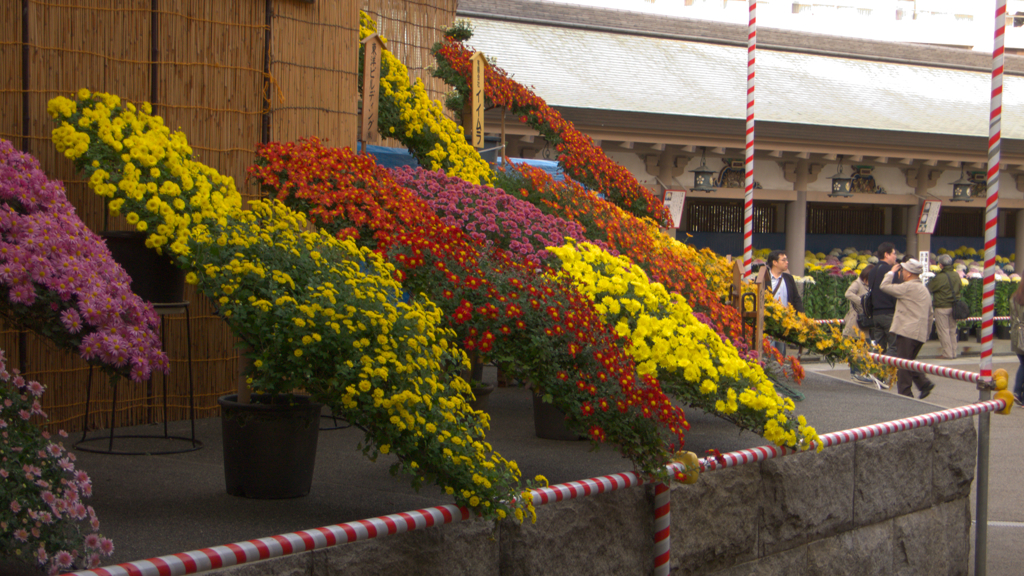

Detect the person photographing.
xmin=880 ymin=259 xmax=936 ymax=399
xmin=868 ymin=242 xmax=899 ymax=355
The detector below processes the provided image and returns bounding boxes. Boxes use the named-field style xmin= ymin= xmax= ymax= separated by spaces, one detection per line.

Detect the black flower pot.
xmin=467 ymin=382 xmax=496 ymax=412
xmin=103 ymin=231 xmax=185 ymax=304
xmin=996 ymin=322 xmax=1011 ymax=340
xmin=532 ymin=392 xmax=584 ymax=441
xmin=218 ymin=394 xmax=322 ymax=499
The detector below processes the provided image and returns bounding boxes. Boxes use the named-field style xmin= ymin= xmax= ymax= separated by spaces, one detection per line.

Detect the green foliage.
xmin=963 ymin=277 xmax=983 ymax=329
xmin=442 ymin=20 xmax=474 ymax=42
xmin=800 ymin=271 xmax=857 ymax=320
xmin=995 ymin=279 xmax=1017 ymax=317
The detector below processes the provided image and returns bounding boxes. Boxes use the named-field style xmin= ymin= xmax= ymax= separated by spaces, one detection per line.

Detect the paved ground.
xmin=61 ymin=334 xmax=1022 ymax=575
xmin=806 ymin=335 xmax=1023 ymax=576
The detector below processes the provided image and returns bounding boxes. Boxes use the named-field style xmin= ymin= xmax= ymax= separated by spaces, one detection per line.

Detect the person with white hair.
xmin=881 ymin=259 xmax=936 ymax=399
xmin=927 ymin=253 xmax=961 ymax=359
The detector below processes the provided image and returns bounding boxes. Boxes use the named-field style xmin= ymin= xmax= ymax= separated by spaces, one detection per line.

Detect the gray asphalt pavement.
xmin=807 ymin=335 xmax=1023 ymax=576
xmin=62 ymin=335 xmax=1022 ymax=575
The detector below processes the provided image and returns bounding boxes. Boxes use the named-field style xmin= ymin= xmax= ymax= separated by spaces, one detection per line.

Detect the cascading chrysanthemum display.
xmin=0 ymin=139 xmax=167 ymax=382
xmin=48 ymin=90 xmax=535 ymax=522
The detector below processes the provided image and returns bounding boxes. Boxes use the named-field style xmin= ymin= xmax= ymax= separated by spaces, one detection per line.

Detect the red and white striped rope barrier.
xmin=813 ymin=316 xmax=1010 ymax=325
xmin=697 ymin=399 xmax=1005 ymax=473
xmin=982 ymin=0 xmax=1007 ymax=378
xmin=67 ymin=399 xmax=1005 ymax=576
xmin=866 ymin=352 xmax=987 ymax=386
xmin=741 ymin=0 xmax=757 ymax=280
xmin=964 ymin=316 xmax=1010 ymax=322
xmin=72 ymin=505 xmax=471 ymax=576
xmin=528 ymin=471 xmax=641 ymax=505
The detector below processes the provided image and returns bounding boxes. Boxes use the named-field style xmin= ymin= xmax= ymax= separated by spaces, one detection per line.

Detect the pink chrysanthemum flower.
xmin=60 ymin=308 xmax=82 ymax=334
xmin=0 ymin=139 xmax=168 ymax=381
xmin=27 ymin=380 xmax=44 ymax=396
xmin=54 ymin=550 xmax=74 ymax=568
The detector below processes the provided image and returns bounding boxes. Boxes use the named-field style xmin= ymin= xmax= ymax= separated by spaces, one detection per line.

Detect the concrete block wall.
xmin=209 ymin=418 xmax=976 ymax=576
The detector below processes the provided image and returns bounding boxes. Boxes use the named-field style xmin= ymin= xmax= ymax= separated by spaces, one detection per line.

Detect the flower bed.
xmin=550 ymin=241 xmax=820 ymax=449
xmin=388 ymin=225 xmax=688 ymax=473
xmin=430 ymin=20 xmax=671 ymax=226
xmin=252 ymin=138 xmax=688 ymax=476
xmin=49 ymin=90 xmax=532 ymax=521
xmin=0 ymin=139 xmax=167 ymax=382
xmin=0 ymin=347 xmax=113 ymax=574
xmin=251 ymin=137 xmax=823 ymax=469
xmin=390 ymin=164 xmax=610 ymax=266
xmin=493 ymin=163 xmax=760 ymax=365
xmin=360 ymin=12 xmax=492 ymax=186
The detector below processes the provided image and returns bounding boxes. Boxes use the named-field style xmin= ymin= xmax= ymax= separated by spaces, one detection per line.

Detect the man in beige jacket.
xmin=880 ymin=259 xmax=936 ymax=399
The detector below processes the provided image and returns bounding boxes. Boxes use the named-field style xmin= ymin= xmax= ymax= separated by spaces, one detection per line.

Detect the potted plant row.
xmin=48 ymin=90 xmax=536 ymax=520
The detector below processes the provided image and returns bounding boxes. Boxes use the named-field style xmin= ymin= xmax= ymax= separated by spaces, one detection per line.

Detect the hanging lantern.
xmin=690 ymin=148 xmax=717 ymax=193
xmin=950 ymin=163 xmax=974 ymax=202
xmin=828 ymin=156 xmax=853 ymax=198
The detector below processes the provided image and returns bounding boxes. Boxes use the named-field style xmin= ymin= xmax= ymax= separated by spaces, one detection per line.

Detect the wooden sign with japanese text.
xmin=663 ymin=189 xmax=686 ymax=229
xmin=916 ymin=200 xmax=941 ymax=235
xmin=361 ymin=34 xmax=385 ymax=147
xmin=470 ymin=52 xmax=487 ymax=148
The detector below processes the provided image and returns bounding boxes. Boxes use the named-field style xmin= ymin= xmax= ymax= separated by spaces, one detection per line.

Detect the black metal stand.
xmin=319 ymin=411 xmax=352 ymax=431
xmin=74 ymin=302 xmax=203 ymax=455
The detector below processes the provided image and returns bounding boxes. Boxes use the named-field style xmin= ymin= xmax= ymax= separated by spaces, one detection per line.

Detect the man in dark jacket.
xmin=758 ymin=250 xmax=804 ymax=357
xmin=868 ymin=242 xmax=899 ymax=355
xmin=763 ymin=250 xmax=804 ymax=313
xmin=928 ymin=253 xmax=960 ymax=359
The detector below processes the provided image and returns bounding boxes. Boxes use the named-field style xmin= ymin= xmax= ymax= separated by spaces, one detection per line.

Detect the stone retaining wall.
xmin=210 ymin=417 xmax=976 ymax=576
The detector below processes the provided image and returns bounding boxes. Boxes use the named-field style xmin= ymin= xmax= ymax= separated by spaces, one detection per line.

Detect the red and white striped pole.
xmin=982 ymin=1 xmax=1005 ymax=380
xmin=976 ymin=6 xmax=1005 ymax=574
xmin=653 ymin=482 xmax=671 ymax=576
xmin=742 ymin=0 xmax=757 ymax=279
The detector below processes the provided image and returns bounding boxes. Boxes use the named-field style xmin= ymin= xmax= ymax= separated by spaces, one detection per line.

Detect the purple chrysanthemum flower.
xmin=0 ymin=138 xmax=167 ymax=381
xmin=390 ymin=166 xmax=614 ymax=266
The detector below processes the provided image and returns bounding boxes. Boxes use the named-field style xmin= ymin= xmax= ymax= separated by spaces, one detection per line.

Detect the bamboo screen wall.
xmin=271 ymin=1 xmax=359 ymax=145
xmin=361 ymin=0 xmax=459 ymax=147
xmin=0 ymin=0 xmax=407 ymax=434
xmin=362 ymin=0 xmax=457 ymax=105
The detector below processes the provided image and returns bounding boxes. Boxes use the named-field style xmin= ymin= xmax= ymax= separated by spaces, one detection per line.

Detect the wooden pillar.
xmin=781 ymin=159 xmax=820 ymax=277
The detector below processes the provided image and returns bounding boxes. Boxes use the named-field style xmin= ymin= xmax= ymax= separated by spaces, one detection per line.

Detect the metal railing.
xmin=68 ymin=396 xmax=1007 ymax=576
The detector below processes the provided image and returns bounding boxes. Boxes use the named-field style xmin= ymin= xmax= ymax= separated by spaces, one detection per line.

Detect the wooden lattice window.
xmin=686 ymin=200 xmax=776 ymax=233
xmin=933 ymin=208 xmax=983 ymax=237
xmin=807 ymin=203 xmax=885 ymax=234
